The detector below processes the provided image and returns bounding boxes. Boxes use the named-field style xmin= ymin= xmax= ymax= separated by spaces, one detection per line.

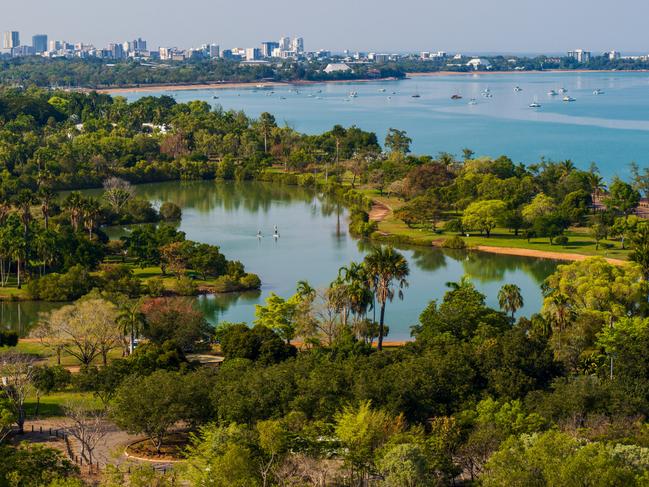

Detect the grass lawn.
xmin=24 ymin=390 xmax=101 ymax=418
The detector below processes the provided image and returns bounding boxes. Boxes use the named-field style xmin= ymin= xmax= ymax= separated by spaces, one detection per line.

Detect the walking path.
xmin=475 ymin=245 xmax=627 ymax=266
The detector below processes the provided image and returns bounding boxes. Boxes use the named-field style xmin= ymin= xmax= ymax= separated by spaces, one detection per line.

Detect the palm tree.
xmin=64 ymin=192 xmax=85 ymax=232
xmin=296 ymin=280 xmax=316 ymax=301
xmin=445 ymin=275 xmax=473 ymax=291
xmin=38 ymin=186 xmax=56 ymax=230
xmin=82 ymin=197 xmax=102 ymax=239
xmin=363 ymin=247 xmax=409 ymax=351
xmin=498 ymin=284 xmax=524 ymax=319
xmin=543 ymin=293 xmax=572 ymax=332
xmin=117 ymin=299 xmax=146 ymax=355
xmin=13 ymin=190 xmax=35 ymax=236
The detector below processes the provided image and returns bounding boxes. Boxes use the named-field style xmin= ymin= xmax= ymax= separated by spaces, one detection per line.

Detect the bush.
xmin=159 ymin=202 xmax=182 ymax=221
xmin=239 ymin=273 xmax=262 ymax=290
xmin=27 ymin=265 xmax=93 ymax=301
xmin=99 ymin=264 xmax=142 ymax=297
xmin=216 ymin=323 xmax=296 ymax=364
xmin=0 ymin=331 xmax=19 ymax=347
xmin=441 ymin=235 xmax=467 ymax=249
xmin=147 ymin=277 xmax=166 ymax=297
xmin=174 ymin=275 xmax=198 ymax=296
xmin=554 ymin=235 xmax=569 ymax=246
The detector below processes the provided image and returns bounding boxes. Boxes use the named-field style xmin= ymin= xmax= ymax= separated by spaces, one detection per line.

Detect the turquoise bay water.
xmin=122 ymin=72 xmax=649 ymax=180
xmin=0 ymin=181 xmax=558 ymax=341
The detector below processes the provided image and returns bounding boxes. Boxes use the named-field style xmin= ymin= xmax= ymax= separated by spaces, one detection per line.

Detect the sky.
xmin=4 ymin=0 xmax=649 ymax=54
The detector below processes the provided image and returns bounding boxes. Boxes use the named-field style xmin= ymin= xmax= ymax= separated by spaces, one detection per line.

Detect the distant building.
xmin=607 ymin=50 xmax=621 ymax=61
xmin=466 ymin=58 xmax=491 ymax=70
xmin=11 ymin=45 xmax=34 ymax=57
xmin=324 ymin=63 xmax=351 ymax=74
xmin=567 ymin=49 xmax=591 ymax=63
xmin=208 ymin=44 xmax=220 ymax=58
xmin=279 ymin=36 xmax=291 ymax=51
xmin=3 ymin=31 xmax=20 ymax=50
xmin=108 ymin=43 xmax=125 ymax=59
xmin=245 ymin=47 xmax=262 ymax=61
xmin=261 ymin=41 xmax=279 ymax=57
xmin=291 ymin=37 xmax=304 ymax=53
xmin=371 ymin=53 xmax=390 ymax=63
xmin=32 ymin=34 xmax=48 ymax=54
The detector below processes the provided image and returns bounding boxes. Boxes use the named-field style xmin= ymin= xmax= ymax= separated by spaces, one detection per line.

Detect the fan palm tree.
xmin=64 ymin=192 xmax=85 ymax=232
xmin=38 ymin=186 xmax=56 ymax=230
xmin=13 ymin=190 xmax=36 ymax=236
xmin=498 ymin=284 xmax=524 ymax=319
xmin=445 ymin=275 xmax=473 ymax=291
xmin=82 ymin=197 xmax=102 ymax=239
xmin=543 ymin=293 xmax=572 ymax=332
xmin=363 ymin=247 xmax=409 ymax=351
xmin=117 ymin=299 xmax=146 ymax=355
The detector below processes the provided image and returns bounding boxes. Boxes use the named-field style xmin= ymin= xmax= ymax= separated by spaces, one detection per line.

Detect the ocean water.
xmin=120 ymin=71 xmax=649 ymax=180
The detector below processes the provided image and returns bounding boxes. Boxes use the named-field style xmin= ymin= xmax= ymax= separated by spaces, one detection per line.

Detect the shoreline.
xmin=406 ymin=68 xmax=649 ymax=77
xmin=96 ymin=77 xmax=402 ymax=94
xmin=473 ymin=245 xmax=627 ymax=266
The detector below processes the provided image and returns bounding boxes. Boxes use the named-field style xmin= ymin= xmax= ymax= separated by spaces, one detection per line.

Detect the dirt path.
xmin=475 ymin=245 xmax=627 ymax=266
xmin=369 ymin=201 xmax=391 ymax=222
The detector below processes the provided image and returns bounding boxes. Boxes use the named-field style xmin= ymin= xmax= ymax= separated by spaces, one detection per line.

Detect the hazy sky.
xmin=4 ymin=0 xmax=648 ymax=53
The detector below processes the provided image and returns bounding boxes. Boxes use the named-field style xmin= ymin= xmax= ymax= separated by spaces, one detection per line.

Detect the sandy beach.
xmin=406 ymin=69 xmax=649 ymax=77
xmin=475 ymin=245 xmax=627 ymax=266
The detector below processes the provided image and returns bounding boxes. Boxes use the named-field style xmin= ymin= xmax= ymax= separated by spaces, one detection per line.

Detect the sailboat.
xmin=411 ymin=85 xmax=421 ymax=98
xmin=529 ymin=97 xmax=541 ymax=108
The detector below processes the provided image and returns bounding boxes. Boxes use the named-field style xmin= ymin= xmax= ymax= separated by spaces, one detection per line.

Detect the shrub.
xmin=159 ymin=202 xmax=182 ymax=221
xmin=441 ymin=235 xmax=467 ymax=249
xmin=174 ymin=276 xmax=198 ymax=296
xmin=27 ymin=265 xmax=93 ymax=301
xmin=147 ymin=277 xmax=166 ymax=297
xmin=0 ymin=331 xmax=19 ymax=347
xmin=239 ymin=273 xmax=262 ymax=290
xmin=99 ymin=264 xmax=143 ymax=297
xmin=554 ymin=235 xmax=569 ymax=246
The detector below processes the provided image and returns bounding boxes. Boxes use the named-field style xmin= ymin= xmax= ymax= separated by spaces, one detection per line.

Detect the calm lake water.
xmin=121 ymin=71 xmax=649 ymax=180
xmin=2 ymin=181 xmax=559 ymax=340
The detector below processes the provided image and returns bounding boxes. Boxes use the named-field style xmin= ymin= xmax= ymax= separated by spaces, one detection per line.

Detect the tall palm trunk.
xmin=378 ymin=302 xmax=386 ymax=351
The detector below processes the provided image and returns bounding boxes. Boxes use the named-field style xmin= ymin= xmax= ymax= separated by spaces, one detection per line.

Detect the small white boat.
xmin=593 ymin=89 xmax=604 ymax=95
xmin=563 ymin=96 xmax=576 ymax=102
xmin=379 ymin=88 xmax=386 ymax=92
xmin=559 ymin=87 xmax=567 ymax=94
xmin=529 ymin=101 xmax=542 ymax=108
xmin=348 ymin=91 xmax=358 ymax=98
xmin=514 ymin=86 xmax=523 ymax=92
xmin=468 ymin=98 xmax=477 ymax=105
xmin=547 ymin=89 xmax=558 ymax=96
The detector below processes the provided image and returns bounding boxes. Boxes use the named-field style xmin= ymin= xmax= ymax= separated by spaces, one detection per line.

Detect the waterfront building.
xmin=324 ymin=62 xmax=351 ymax=73
xmin=291 ymin=37 xmax=304 ymax=53
xmin=32 ymin=34 xmax=48 ymax=54
xmin=567 ymin=49 xmax=591 ymax=63
xmin=466 ymin=57 xmax=491 ymax=70
xmin=245 ymin=47 xmax=262 ymax=61
xmin=261 ymin=41 xmax=279 ymax=57
xmin=607 ymin=50 xmax=621 ymax=60
xmin=3 ymin=31 xmax=20 ymax=50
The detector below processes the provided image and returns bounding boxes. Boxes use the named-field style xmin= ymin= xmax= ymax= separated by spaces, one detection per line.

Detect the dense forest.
xmin=1 ymin=87 xmax=649 ymax=486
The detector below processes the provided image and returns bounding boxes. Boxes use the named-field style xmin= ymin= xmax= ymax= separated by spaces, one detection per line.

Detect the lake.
xmin=120 ymin=71 xmax=649 ymax=181
xmin=2 ymin=181 xmax=559 ymax=341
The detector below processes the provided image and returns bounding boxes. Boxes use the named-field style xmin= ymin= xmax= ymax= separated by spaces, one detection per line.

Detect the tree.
xmin=629 ymin=223 xmax=649 ymax=279
xmin=0 ymin=351 xmax=36 ymax=434
xmin=63 ymin=192 xmax=85 ymax=232
xmin=522 ymin=193 xmax=556 ymax=223
xmin=462 ymin=200 xmax=507 ymax=237
xmin=254 ymin=293 xmax=298 ymax=344
xmin=117 ymin=298 xmax=146 ymax=355
xmin=38 ymin=186 xmax=56 ymax=230
xmin=32 ymin=298 xmax=120 ymax=366
xmin=257 ymin=112 xmax=277 ymax=154
xmin=82 ymin=197 xmax=102 ymax=239
xmin=590 ymin=222 xmax=608 ymax=250
xmin=111 ymin=370 xmax=190 ymax=453
xmin=384 ymin=128 xmax=411 ymax=154
xmin=605 ymin=177 xmax=640 ymax=220
xmin=335 ymin=401 xmax=403 ymax=484
xmin=0 ymin=443 xmax=78 ymax=486
xmin=62 ymin=400 xmax=109 ymax=464
xmin=363 ymin=246 xmax=409 ymax=351
xmin=103 ymin=177 xmax=135 ymax=213
xmin=159 ymin=201 xmax=182 ymax=221
xmin=498 ymin=284 xmax=524 ymax=319
xmin=140 ymin=297 xmax=211 ymax=351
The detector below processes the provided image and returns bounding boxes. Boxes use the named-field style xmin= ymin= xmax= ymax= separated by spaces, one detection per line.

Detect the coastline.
xmin=96 ymin=76 xmax=402 ymax=94
xmin=406 ymin=68 xmax=649 ymax=77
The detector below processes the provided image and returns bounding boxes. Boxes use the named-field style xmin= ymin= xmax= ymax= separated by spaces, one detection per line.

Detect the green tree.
xmin=605 ymin=177 xmax=641 ymax=220
xmin=363 ymin=247 xmax=409 ymax=351
xmin=462 ymin=200 xmax=507 ymax=237
xmin=384 ymin=128 xmax=412 ymax=154
xmin=498 ymin=284 xmax=524 ymax=319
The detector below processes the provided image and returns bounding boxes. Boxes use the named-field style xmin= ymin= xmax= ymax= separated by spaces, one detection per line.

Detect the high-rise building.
xmin=32 ymin=34 xmax=48 ymax=53
xmin=208 ymin=44 xmax=220 ymax=58
xmin=279 ymin=36 xmax=291 ymax=51
xmin=261 ymin=41 xmax=279 ymax=57
xmin=3 ymin=31 xmax=20 ymax=50
xmin=109 ymin=43 xmax=125 ymax=59
xmin=608 ymin=50 xmax=621 ymax=61
xmin=245 ymin=47 xmax=262 ymax=61
xmin=567 ymin=49 xmax=591 ymax=63
xmin=291 ymin=37 xmax=304 ymax=53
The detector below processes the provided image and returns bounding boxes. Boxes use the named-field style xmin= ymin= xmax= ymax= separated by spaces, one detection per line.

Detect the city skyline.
xmin=3 ymin=0 xmax=649 ymax=53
